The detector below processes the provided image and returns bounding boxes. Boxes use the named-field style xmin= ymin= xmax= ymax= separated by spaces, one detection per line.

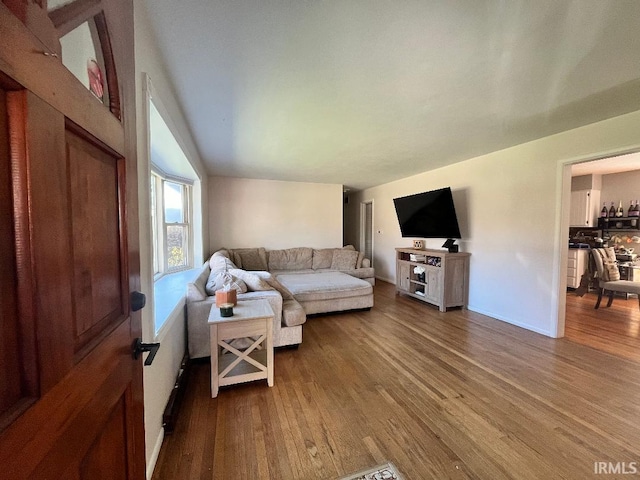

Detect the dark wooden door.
xmin=0 ymin=1 xmax=145 ymax=478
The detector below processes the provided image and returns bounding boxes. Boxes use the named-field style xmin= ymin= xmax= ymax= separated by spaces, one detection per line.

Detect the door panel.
xmin=0 ymin=86 xmax=39 ymax=430
xmin=1 ymin=320 xmax=134 ymax=479
xmin=80 ymin=395 xmax=129 ymax=480
xmin=0 ymin=88 xmax=22 ymax=421
xmin=425 ymin=269 xmax=440 ymax=303
xmin=11 ymin=90 xmax=75 ymax=392
xmin=67 ymin=127 xmax=127 ymax=355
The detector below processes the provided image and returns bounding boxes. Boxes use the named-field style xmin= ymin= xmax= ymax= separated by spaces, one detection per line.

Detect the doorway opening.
xmin=564 ymin=151 xmax=640 ymax=362
xmin=360 ymin=201 xmax=374 ymax=267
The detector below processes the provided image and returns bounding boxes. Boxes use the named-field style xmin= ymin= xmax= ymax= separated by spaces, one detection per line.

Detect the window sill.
xmin=153 ymin=267 xmax=201 ymax=339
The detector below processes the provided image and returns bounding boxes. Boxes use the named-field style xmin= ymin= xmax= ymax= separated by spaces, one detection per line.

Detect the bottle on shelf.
xmin=601 ymin=203 xmax=608 ymax=218
xmin=616 ymin=201 xmax=624 ymax=218
xmin=628 ymin=200 xmax=635 ymax=217
xmin=632 ymin=200 xmax=640 ymax=217
xmin=609 ymin=202 xmax=616 ymax=218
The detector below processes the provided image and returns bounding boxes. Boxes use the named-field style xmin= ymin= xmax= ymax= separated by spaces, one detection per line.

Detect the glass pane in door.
xmin=59 ymin=18 xmax=110 ymax=107
xmin=47 ymin=0 xmax=76 ymax=10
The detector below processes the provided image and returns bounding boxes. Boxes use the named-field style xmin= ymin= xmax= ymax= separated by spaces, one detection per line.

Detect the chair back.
xmin=591 ymin=249 xmax=605 ymax=286
xmin=592 ymin=247 xmax=620 ymax=285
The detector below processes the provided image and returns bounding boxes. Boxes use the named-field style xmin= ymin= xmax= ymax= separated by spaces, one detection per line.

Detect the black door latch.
xmin=131 ymin=291 xmax=146 ymax=312
xmin=132 ymin=338 xmax=160 ymax=366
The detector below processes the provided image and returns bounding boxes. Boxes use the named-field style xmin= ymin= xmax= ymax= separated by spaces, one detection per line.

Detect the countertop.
xmin=568 ymin=243 xmax=591 ymax=249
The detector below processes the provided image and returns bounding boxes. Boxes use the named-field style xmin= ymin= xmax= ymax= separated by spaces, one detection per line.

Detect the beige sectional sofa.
xmin=186 ymin=246 xmax=374 ymax=359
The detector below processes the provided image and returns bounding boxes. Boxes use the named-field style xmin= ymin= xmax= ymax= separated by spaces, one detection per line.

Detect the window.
xmin=145 ymin=75 xmax=202 ymax=337
xmin=150 ymin=172 xmax=192 ymax=276
xmin=164 ymin=180 xmax=189 ymax=269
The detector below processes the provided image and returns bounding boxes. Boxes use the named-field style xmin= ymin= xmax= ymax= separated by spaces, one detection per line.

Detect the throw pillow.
xmin=331 ymin=249 xmax=358 ymax=271
xmin=312 ymin=248 xmax=334 ymax=270
xmin=594 ymin=247 xmax=620 ymax=281
xmin=603 ymin=261 xmax=621 ymax=281
xmin=237 ymin=249 xmax=268 ymax=271
xmin=268 ymin=247 xmax=313 ymax=270
xmin=205 ymin=270 xmax=247 ymax=296
xmin=230 ymin=250 xmax=243 ymax=268
xmin=209 ymin=253 xmax=237 ymax=272
xmin=230 ymin=268 xmax=273 ymax=291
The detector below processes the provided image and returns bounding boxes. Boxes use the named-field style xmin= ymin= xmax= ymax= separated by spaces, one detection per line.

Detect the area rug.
xmin=339 ymin=462 xmax=404 ymax=480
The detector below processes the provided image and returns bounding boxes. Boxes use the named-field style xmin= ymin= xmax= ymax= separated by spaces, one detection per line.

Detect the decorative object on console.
xmin=215 ymin=289 xmax=237 ymax=307
xmin=412 ymin=239 xmax=423 ymax=249
xmin=219 ymin=303 xmax=233 ymax=317
xmin=442 ymin=238 xmax=458 ymax=253
xmin=413 ymin=265 xmax=426 ymax=283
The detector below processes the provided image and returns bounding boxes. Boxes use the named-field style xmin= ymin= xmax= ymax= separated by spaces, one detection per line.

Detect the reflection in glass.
xmin=166 ymin=225 xmax=188 ymax=269
xmin=47 ymin=0 xmax=76 ymax=11
xmin=59 ymin=19 xmax=110 ymax=106
xmin=164 ymin=182 xmax=184 ymax=223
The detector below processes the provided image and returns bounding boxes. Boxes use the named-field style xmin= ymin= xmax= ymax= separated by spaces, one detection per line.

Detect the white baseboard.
xmin=467 ymin=305 xmax=553 ymax=337
xmin=375 ymin=275 xmax=395 ymax=284
xmin=146 ymin=428 xmax=165 ymax=480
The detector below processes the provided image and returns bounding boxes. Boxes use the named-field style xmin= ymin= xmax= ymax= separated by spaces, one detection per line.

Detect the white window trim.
xmin=151 ymin=171 xmax=193 ymax=279
xmin=143 ymin=73 xmax=203 ymax=340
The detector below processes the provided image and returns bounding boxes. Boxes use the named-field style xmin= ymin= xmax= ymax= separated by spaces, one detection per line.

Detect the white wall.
xmin=208 ymin=177 xmax=343 ymax=252
xmin=601 ymin=170 xmax=640 ymax=213
xmin=346 ymin=110 xmax=640 ymax=337
xmin=133 ymin=1 xmax=209 ymax=477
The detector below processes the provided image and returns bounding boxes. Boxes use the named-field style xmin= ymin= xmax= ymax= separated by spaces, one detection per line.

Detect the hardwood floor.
xmin=565 ymin=289 xmax=640 ymax=362
xmin=152 ymin=281 xmax=640 ymax=480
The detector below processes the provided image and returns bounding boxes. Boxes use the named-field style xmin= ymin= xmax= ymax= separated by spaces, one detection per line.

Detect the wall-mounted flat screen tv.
xmin=393 ymin=187 xmax=461 ymax=239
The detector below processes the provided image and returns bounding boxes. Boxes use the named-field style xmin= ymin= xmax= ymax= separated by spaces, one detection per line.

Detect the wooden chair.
xmin=591 ymin=248 xmax=640 ymax=309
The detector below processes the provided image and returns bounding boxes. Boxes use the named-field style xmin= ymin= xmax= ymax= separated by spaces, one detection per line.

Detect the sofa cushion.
xmin=346 ymin=267 xmax=375 ymax=280
xmin=262 ymin=275 xmax=295 ymax=300
xmin=205 ymin=270 xmax=248 ymax=296
xmin=270 ymin=269 xmax=315 ymax=276
xmin=331 ymin=249 xmax=359 ymax=271
xmin=230 ymin=268 xmax=273 ymax=291
xmin=214 ymin=249 xmax=232 ymax=259
xmin=187 ymin=276 xmax=208 ymax=302
xmin=209 ymin=253 xmax=238 ymax=272
xmin=312 ymin=248 xmax=335 ymax=270
xmin=356 ymin=251 xmax=364 ymax=269
xmin=277 ymin=271 xmax=372 ymax=302
xmin=231 ymin=248 xmax=268 ymax=271
xmin=282 ymin=299 xmax=306 ymax=327
xmin=268 ymin=247 xmax=313 ymax=271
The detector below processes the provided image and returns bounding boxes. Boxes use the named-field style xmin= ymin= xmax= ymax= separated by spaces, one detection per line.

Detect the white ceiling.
xmin=572 ymin=152 xmax=640 ymax=177
xmin=143 ymin=0 xmax=640 ymax=191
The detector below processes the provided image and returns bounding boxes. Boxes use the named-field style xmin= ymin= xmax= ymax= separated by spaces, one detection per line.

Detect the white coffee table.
xmin=208 ymin=299 xmax=274 ymax=398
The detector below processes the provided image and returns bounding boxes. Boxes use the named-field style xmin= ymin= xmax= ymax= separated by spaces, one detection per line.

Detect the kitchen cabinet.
xmin=567 ymin=248 xmax=589 ymax=289
xmin=570 ymin=189 xmax=601 ymax=227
